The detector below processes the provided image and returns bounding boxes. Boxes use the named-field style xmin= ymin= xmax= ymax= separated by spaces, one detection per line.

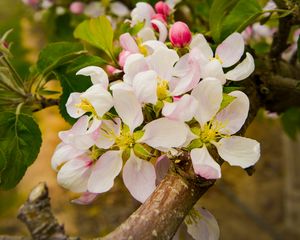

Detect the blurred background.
xmin=0 ymin=0 xmax=300 ymax=239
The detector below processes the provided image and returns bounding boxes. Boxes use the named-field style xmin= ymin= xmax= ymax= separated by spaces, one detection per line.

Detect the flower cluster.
xmin=52 ymin=1 xmax=260 ymax=206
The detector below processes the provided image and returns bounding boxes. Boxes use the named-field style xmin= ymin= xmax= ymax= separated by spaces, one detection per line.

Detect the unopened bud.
xmin=155 ymin=1 xmax=171 ymax=17
xmin=70 ymin=1 xmax=85 ymax=14
xmin=169 ymin=21 xmax=192 ymax=48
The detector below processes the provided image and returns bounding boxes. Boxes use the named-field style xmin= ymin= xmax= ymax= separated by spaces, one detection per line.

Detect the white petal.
xmin=123 ymin=152 xmax=156 ymax=202
xmin=162 ymin=94 xmax=198 ymax=122
xmin=123 ymin=53 xmax=149 ymax=84
xmin=142 ymin=40 xmax=167 ymax=54
xmin=186 ymin=207 xmax=220 ymax=240
xmin=190 ymin=34 xmax=213 ymax=60
xmin=147 ymin=48 xmax=179 ymax=80
xmin=139 ymin=118 xmax=189 ymax=148
xmin=191 ymin=78 xmax=223 ymax=127
xmin=111 ymin=83 xmax=143 ymax=132
xmin=214 ymin=136 xmax=260 ymax=168
xmin=191 ymin=146 xmax=221 ymax=179
xmin=155 ymin=155 xmax=170 ymax=185
xmin=119 ymin=33 xmax=139 ymax=53
xmin=131 ymin=2 xmax=155 ymax=27
xmin=71 ymin=192 xmax=98 ymax=205
xmin=76 ymin=66 xmax=109 ymax=89
xmin=57 ymin=156 xmax=92 ymax=193
xmin=81 ymin=84 xmax=114 ymax=118
xmin=225 ymin=53 xmax=255 ymax=81
xmin=66 ymin=92 xmax=85 ymax=118
xmin=137 ymin=27 xmax=156 ymax=42
xmin=51 ymin=143 xmax=85 ymax=171
xmin=202 ymin=60 xmax=226 ymax=84
xmin=215 ymin=90 xmax=249 ymax=134
xmin=110 ymin=2 xmax=129 ymax=17
xmin=151 ymin=19 xmax=168 ymax=42
xmin=132 ymin=70 xmax=158 ymax=104
xmin=216 ymin=32 xmax=244 ymax=68
xmin=88 ymin=150 xmax=123 ymax=193
xmin=95 ymin=118 xmax=121 ymax=149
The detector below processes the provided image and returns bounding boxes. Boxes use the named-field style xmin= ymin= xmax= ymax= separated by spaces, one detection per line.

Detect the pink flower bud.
xmin=169 ymin=21 xmax=192 ymax=48
xmin=155 ymin=1 xmax=171 ymax=17
xmin=106 ymin=65 xmax=117 ymax=75
xmin=118 ymin=50 xmax=131 ymax=67
xmin=69 ymin=1 xmax=85 ymax=15
xmin=151 ymin=13 xmax=166 ymax=31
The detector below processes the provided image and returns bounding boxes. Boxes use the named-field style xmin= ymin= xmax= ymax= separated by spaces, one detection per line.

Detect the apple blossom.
xmin=155 ymin=1 xmax=171 ymax=18
xmin=69 ymin=2 xmax=85 ymax=15
xmin=169 ymin=21 xmax=192 ymax=48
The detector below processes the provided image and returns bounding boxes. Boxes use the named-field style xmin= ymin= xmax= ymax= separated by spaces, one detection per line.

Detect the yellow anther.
xmin=115 ymin=127 xmax=135 ymax=150
xmin=137 ymin=38 xmax=148 ymax=56
xmin=157 ymin=78 xmax=169 ymax=100
xmin=213 ymin=54 xmax=223 ymax=64
xmin=75 ymin=98 xmax=98 ymax=117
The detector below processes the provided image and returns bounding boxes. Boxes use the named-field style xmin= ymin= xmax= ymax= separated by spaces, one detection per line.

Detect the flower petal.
xmin=88 ymin=150 xmax=123 ymax=193
xmin=76 ymin=66 xmax=109 ymax=89
xmin=186 ymin=207 xmax=220 ymax=240
xmin=110 ymin=1 xmax=129 ymax=17
xmin=123 ymin=53 xmax=149 ymax=84
xmin=147 ymin=47 xmax=179 ymax=80
xmin=215 ymin=90 xmax=249 ymax=134
xmin=216 ymin=32 xmax=244 ymax=68
xmin=57 ymin=156 xmax=92 ymax=193
xmin=162 ymin=94 xmax=198 ymax=122
xmin=191 ymin=78 xmax=223 ymax=127
xmin=119 ymin=33 xmax=139 ymax=53
xmin=111 ymin=83 xmax=143 ymax=132
xmin=151 ymin=19 xmax=168 ymax=42
xmin=139 ymin=118 xmax=189 ymax=149
xmin=131 ymin=2 xmax=155 ymax=27
xmin=214 ymin=136 xmax=260 ymax=168
xmin=142 ymin=40 xmax=167 ymax=54
xmin=190 ymin=34 xmax=213 ymax=60
xmin=225 ymin=53 xmax=255 ymax=81
xmin=202 ymin=60 xmax=226 ymax=84
xmin=95 ymin=118 xmax=121 ymax=149
xmin=123 ymin=152 xmax=156 ymax=202
xmin=155 ymin=155 xmax=170 ymax=185
xmin=132 ymin=70 xmax=158 ymax=104
xmin=71 ymin=192 xmax=98 ymax=205
xmin=191 ymin=146 xmax=221 ymax=179
xmin=81 ymin=84 xmax=114 ymax=118
xmin=137 ymin=27 xmax=156 ymax=42
xmin=66 ymin=92 xmax=85 ymax=118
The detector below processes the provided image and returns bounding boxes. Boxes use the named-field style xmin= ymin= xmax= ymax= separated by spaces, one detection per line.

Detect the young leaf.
xmin=219 ymin=93 xmax=236 ymax=111
xmin=0 ymin=112 xmax=42 ymax=189
xmin=36 ymin=42 xmax=86 ymax=75
xmin=74 ymin=16 xmax=114 ymax=60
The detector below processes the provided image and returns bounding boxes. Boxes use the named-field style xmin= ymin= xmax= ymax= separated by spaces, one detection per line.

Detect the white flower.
xmin=189 ymin=78 xmax=260 ymax=179
xmin=190 ymin=32 xmax=255 ymax=83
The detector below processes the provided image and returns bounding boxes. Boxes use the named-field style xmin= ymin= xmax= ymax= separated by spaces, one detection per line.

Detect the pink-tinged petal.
xmin=111 ymin=83 xmax=143 ymax=132
xmin=186 ymin=207 xmax=220 ymax=240
xmin=110 ymin=1 xmax=129 ymax=17
xmin=81 ymin=84 xmax=114 ymax=118
xmin=190 ymin=34 xmax=213 ymax=60
xmin=118 ymin=50 xmax=131 ymax=67
xmin=66 ymin=92 xmax=85 ymax=118
xmin=132 ymin=70 xmax=158 ymax=104
xmin=95 ymin=118 xmax=121 ymax=149
xmin=151 ymin=19 xmax=168 ymax=42
xmin=215 ymin=90 xmax=249 ymax=135
xmin=191 ymin=146 xmax=221 ymax=179
xmin=162 ymin=94 xmax=198 ymax=122
xmin=137 ymin=27 xmax=156 ymax=42
xmin=191 ymin=78 xmax=223 ymax=127
xmin=155 ymin=155 xmax=170 ymax=185
xmin=119 ymin=33 xmax=139 ymax=53
xmin=51 ymin=143 xmax=85 ymax=171
xmin=225 ymin=53 xmax=255 ymax=81
xmin=131 ymin=2 xmax=155 ymax=27
xmin=76 ymin=66 xmax=109 ymax=89
xmin=216 ymin=32 xmax=244 ymax=68
xmin=123 ymin=152 xmax=156 ymax=202
xmin=147 ymin=48 xmax=179 ymax=80
xmin=142 ymin=40 xmax=167 ymax=55
xmin=202 ymin=60 xmax=226 ymax=84
xmin=169 ymin=21 xmax=192 ymax=48
xmin=71 ymin=192 xmax=98 ymax=205
xmin=139 ymin=118 xmax=189 ymax=148
xmin=123 ymin=53 xmax=148 ymax=84
xmin=155 ymin=1 xmax=171 ymax=17
xmin=88 ymin=150 xmax=123 ymax=193
xmin=57 ymin=156 xmax=92 ymax=193
xmin=214 ymin=136 xmax=260 ymax=168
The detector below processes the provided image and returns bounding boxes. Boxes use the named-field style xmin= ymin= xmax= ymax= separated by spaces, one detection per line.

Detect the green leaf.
xmin=36 ymin=42 xmax=86 ymax=75
xmin=0 ymin=148 xmax=7 ymax=184
xmin=55 ymin=55 xmax=105 ymax=124
xmin=74 ymin=16 xmax=114 ymax=60
xmin=223 ymin=86 xmax=244 ymax=93
xmin=219 ymin=93 xmax=236 ymax=111
xmin=281 ymin=107 xmax=300 ymax=140
xmin=0 ymin=112 xmax=42 ymax=189
xmin=209 ymin=0 xmax=262 ymax=42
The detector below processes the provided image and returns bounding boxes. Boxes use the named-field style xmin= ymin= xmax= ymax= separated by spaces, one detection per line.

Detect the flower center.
xmin=212 ymin=54 xmax=223 ymax=64
xmin=115 ymin=127 xmax=135 ymax=150
xmin=157 ymin=78 xmax=169 ymax=100
xmin=200 ymin=121 xmax=225 ymax=143
xmin=137 ymin=38 xmax=148 ymax=56
xmin=75 ymin=98 xmax=98 ymax=117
